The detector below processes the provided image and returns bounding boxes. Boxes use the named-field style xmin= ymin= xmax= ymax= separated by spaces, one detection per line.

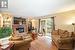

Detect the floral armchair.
xmin=51 ymin=29 xmax=73 ymax=50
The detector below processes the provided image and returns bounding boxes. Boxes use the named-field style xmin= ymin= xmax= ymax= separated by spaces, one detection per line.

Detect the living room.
xmin=0 ymin=0 xmax=75 ymax=50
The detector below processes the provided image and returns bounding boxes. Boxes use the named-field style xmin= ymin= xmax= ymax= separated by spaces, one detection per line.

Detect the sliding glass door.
xmin=40 ymin=17 xmax=54 ymax=36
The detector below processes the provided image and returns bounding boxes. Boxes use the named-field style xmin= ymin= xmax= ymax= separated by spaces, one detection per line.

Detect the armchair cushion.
xmin=60 ymin=31 xmax=69 ymax=38
xmin=52 ymin=35 xmax=60 ymax=42
xmin=52 ymin=29 xmax=73 ymax=50
xmin=60 ymin=31 xmax=72 ymax=38
xmin=58 ymin=29 xmax=65 ymax=35
xmin=52 ymin=30 xmax=58 ymax=35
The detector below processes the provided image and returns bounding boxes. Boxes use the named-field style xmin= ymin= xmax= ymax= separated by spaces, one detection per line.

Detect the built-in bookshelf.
xmin=13 ymin=17 xmax=28 ymax=33
xmin=0 ymin=12 xmax=13 ymax=27
xmin=13 ymin=17 xmax=26 ymax=24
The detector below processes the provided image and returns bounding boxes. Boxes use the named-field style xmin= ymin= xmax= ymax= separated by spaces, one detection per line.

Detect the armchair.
xmin=51 ymin=29 xmax=73 ymax=50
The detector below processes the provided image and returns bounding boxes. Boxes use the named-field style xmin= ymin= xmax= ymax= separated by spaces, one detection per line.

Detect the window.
xmin=40 ymin=17 xmax=55 ymax=35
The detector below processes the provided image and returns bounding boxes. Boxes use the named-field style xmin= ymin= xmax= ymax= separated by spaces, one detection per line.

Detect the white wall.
xmin=31 ymin=19 xmax=39 ymax=32
xmin=31 ymin=10 xmax=75 ymax=32
xmin=54 ymin=10 xmax=75 ymax=32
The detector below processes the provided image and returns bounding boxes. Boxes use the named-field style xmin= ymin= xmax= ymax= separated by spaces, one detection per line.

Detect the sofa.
xmin=10 ymin=38 xmax=32 ymax=50
xmin=51 ymin=29 xmax=73 ymax=50
xmin=10 ymin=34 xmax=32 ymax=50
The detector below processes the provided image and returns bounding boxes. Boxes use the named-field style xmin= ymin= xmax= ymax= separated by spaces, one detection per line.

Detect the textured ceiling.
xmin=1 ymin=0 xmax=75 ymax=17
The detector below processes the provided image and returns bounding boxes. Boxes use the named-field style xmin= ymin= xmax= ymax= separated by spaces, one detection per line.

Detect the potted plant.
xmin=0 ymin=27 xmax=12 ymax=38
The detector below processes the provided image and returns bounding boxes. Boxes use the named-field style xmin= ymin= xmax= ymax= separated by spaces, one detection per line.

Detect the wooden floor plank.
xmin=29 ymin=36 xmax=58 ymax=50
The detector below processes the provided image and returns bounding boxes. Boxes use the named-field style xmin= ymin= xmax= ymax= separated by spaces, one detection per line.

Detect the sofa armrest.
xmin=59 ymin=38 xmax=72 ymax=43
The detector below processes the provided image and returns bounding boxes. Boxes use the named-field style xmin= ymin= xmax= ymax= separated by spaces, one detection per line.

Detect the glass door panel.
xmin=40 ymin=18 xmax=53 ymax=36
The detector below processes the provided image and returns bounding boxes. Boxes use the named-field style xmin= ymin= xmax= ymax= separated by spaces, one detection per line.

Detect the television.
xmin=0 ymin=27 xmax=12 ymax=46
xmin=18 ymin=25 xmax=24 ymax=33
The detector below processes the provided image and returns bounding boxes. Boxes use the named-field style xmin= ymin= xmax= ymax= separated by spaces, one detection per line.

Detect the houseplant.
xmin=0 ymin=27 xmax=12 ymax=38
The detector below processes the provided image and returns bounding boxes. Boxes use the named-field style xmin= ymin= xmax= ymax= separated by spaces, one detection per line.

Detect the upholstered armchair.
xmin=51 ymin=29 xmax=73 ymax=50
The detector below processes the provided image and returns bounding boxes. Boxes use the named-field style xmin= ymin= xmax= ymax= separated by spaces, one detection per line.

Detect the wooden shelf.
xmin=0 ymin=12 xmax=13 ymax=27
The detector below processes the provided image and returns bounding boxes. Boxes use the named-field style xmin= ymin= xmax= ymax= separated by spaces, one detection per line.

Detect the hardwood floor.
xmin=29 ymin=36 xmax=58 ymax=50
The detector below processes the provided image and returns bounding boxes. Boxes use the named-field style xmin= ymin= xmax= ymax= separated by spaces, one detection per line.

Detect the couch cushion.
xmin=10 ymin=36 xmax=23 ymax=41
xmin=58 ymin=29 xmax=65 ymax=35
xmin=52 ymin=35 xmax=60 ymax=42
xmin=60 ymin=31 xmax=71 ymax=38
xmin=52 ymin=30 xmax=58 ymax=35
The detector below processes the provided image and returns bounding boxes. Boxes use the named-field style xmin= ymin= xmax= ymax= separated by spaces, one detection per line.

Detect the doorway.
xmin=40 ymin=17 xmax=54 ymax=36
